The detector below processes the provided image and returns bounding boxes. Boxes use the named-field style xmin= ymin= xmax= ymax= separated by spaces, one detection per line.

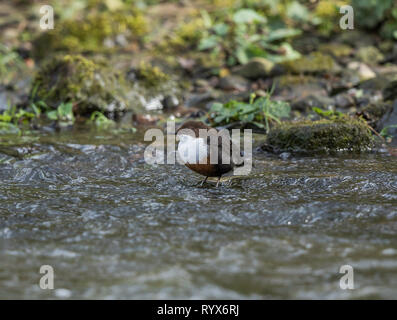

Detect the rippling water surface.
xmin=0 ymin=128 xmax=396 ymax=299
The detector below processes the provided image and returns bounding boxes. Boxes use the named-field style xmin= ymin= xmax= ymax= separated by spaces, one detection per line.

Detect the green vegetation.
xmin=88 ymin=111 xmax=115 ymax=128
xmin=197 ymin=8 xmax=301 ymax=66
xmin=209 ymin=92 xmax=290 ymax=132
xmin=380 ymin=125 xmax=397 ymax=139
xmin=46 ymin=102 xmax=75 ymax=125
xmin=0 ymin=44 xmax=26 ymax=85
xmin=31 ymin=54 xmax=128 ymax=116
xmin=0 ymin=104 xmax=35 ymax=135
xmin=282 ymin=52 xmax=337 ymax=74
xmin=352 ymin=0 xmax=394 ymax=29
xmin=312 ymin=107 xmax=346 ymax=120
xmin=33 ymin=6 xmax=147 ymax=59
xmin=2 ymin=0 xmax=397 ymax=148
xmin=136 ymin=62 xmax=170 ymax=88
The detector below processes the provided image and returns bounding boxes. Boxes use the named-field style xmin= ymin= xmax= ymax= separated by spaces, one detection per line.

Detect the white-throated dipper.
xmin=176 ymin=121 xmax=243 ymax=187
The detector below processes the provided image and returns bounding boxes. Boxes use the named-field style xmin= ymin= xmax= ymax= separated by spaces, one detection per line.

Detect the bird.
xmin=176 ymin=120 xmax=244 ymax=187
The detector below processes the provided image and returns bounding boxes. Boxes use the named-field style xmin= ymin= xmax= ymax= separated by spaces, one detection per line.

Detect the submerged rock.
xmin=30 ymin=55 xmax=130 ymax=116
xmin=265 ymin=119 xmax=375 ymax=153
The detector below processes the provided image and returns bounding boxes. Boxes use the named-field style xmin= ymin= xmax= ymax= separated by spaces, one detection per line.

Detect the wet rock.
xmin=359 ymin=75 xmax=396 ymax=92
xmin=273 ymin=75 xmax=332 ymax=111
xmin=292 ymin=94 xmax=335 ymax=111
xmin=218 ymin=75 xmax=250 ymax=91
xmin=356 ymin=46 xmax=384 ymax=65
xmin=162 ymin=95 xmax=180 ymax=109
xmin=0 ymin=84 xmax=29 ymax=112
xmin=232 ymin=57 xmax=274 ymax=79
xmin=383 ymin=78 xmax=397 ymax=101
xmin=378 ymin=100 xmax=397 ymax=144
xmin=281 ymin=52 xmax=340 ymax=74
xmin=265 ymin=118 xmax=375 ymax=153
xmin=30 ymin=54 xmax=130 ymax=116
xmin=356 ymin=102 xmax=393 ymax=131
xmin=347 ymin=62 xmax=376 ymax=81
xmin=125 ymin=62 xmax=183 ymax=112
xmin=184 ymin=91 xmax=219 ymax=109
xmin=334 ymin=93 xmax=355 ymax=109
xmin=336 ymin=30 xmax=376 ymax=48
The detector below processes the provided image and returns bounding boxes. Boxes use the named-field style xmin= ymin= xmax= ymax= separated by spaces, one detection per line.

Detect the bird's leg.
xmin=200 ymin=176 xmax=208 ymax=186
xmin=216 ymin=176 xmax=221 ymax=187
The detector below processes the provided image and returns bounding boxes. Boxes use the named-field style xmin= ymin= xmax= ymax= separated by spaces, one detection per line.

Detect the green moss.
xmin=356 ymin=46 xmax=384 ymax=65
xmin=319 ymin=43 xmax=353 ymax=58
xmin=33 ymin=9 xmax=147 ymax=59
xmin=136 ymin=62 xmax=170 ymax=88
xmin=31 ymin=54 xmax=128 ymax=115
xmin=171 ymin=18 xmax=205 ymax=49
xmin=282 ymin=52 xmax=337 ymax=74
xmin=314 ymin=0 xmax=340 ymax=35
xmin=156 ymin=18 xmax=205 ymax=54
xmin=266 ymin=118 xmax=374 ymax=153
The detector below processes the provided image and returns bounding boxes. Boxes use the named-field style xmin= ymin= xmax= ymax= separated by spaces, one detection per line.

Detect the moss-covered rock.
xmin=30 ymin=54 xmax=129 ymax=115
xmin=356 ymin=102 xmax=393 ymax=130
xmin=167 ymin=18 xmax=205 ymax=51
xmin=318 ymin=43 xmax=353 ymax=58
xmin=135 ymin=62 xmax=170 ymax=88
xmin=314 ymin=0 xmax=340 ymax=35
xmin=265 ymin=118 xmax=374 ymax=153
xmin=356 ymin=46 xmax=384 ymax=65
xmin=383 ymin=78 xmax=397 ymax=101
xmin=33 ymin=8 xmax=147 ymax=59
xmin=126 ymin=61 xmax=183 ymax=111
xmin=281 ymin=52 xmax=339 ymax=74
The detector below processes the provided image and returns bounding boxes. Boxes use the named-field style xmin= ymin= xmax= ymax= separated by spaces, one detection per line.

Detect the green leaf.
xmin=0 ymin=113 xmax=12 ymax=122
xmin=198 ymin=35 xmax=219 ymax=51
xmin=213 ymin=23 xmax=229 ymax=36
xmin=233 ymin=9 xmax=266 ymax=24
xmin=58 ymin=102 xmax=73 ymax=117
xmin=46 ymin=110 xmax=58 ymax=120
xmin=267 ymin=28 xmax=302 ymax=42
xmin=286 ymin=1 xmax=310 ymax=22
xmin=380 ymin=124 xmax=397 ymax=138
xmin=235 ymin=47 xmax=250 ymax=64
xmin=252 ymin=121 xmax=265 ymax=129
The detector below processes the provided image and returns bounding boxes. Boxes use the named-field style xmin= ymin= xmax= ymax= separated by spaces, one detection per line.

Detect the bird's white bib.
xmin=178 ymin=135 xmax=208 ymax=164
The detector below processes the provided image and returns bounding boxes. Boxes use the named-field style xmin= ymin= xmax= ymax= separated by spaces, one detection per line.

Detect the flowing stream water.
xmin=0 ymin=127 xmax=396 ymax=299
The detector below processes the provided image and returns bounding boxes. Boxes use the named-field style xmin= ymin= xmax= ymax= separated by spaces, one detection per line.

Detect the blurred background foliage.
xmin=1 ymin=0 xmax=397 ymax=129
